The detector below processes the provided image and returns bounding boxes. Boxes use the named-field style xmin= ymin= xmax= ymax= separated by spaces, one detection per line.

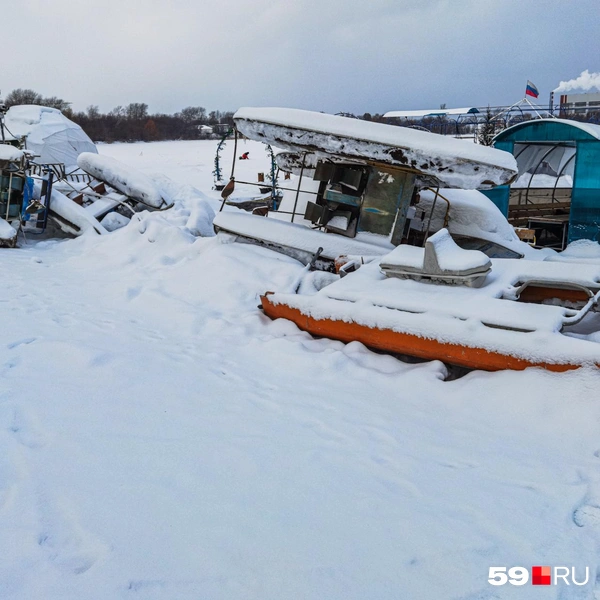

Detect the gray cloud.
xmin=3 ymin=0 xmax=599 ymax=115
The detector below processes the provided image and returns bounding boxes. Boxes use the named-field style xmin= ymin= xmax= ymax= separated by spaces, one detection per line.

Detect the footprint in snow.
xmin=7 ymin=406 xmax=48 ymax=449
xmin=36 ymin=486 xmax=106 ymax=575
xmin=0 ymin=442 xmax=21 ymax=513
xmin=3 ymin=356 xmax=21 ymax=370
xmin=126 ymin=286 xmax=142 ymax=300
xmin=6 ymin=337 xmax=37 ymax=350
xmin=573 ymin=504 xmax=600 ymax=529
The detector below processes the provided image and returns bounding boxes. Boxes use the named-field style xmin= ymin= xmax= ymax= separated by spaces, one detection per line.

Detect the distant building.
xmin=197 ymin=124 xmax=214 ymax=137
xmin=559 ymin=92 xmax=600 ymax=115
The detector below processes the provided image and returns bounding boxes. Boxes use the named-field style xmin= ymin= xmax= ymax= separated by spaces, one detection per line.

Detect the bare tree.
xmin=87 ymin=105 xmax=101 ymax=119
xmin=178 ymin=106 xmax=206 ymax=123
xmin=126 ymin=103 xmax=148 ymax=120
xmin=4 ymin=88 xmax=42 ymax=107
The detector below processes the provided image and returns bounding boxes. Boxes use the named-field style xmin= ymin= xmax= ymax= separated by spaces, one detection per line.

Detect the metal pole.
xmin=290 ymin=153 xmax=307 ymax=223
xmin=229 ymin=129 xmax=238 ymax=180
xmin=423 ymin=187 xmax=440 ymax=245
xmin=6 ymin=172 xmax=12 ymax=220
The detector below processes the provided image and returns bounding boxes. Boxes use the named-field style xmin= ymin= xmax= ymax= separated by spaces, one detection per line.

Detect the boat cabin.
xmin=303 ymin=161 xmax=416 ymax=245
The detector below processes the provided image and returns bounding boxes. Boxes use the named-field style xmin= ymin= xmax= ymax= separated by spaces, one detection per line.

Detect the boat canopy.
xmin=234 ymin=107 xmax=517 ymax=190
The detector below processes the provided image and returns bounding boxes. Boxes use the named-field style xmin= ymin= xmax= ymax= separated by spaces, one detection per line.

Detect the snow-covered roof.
xmin=0 ymin=144 xmax=24 ymax=162
xmin=234 ymin=107 xmax=518 ymax=189
xmin=4 ymin=105 xmax=97 ymax=167
xmin=496 ymin=118 xmax=600 ymax=142
xmin=384 ymin=107 xmax=480 ymax=119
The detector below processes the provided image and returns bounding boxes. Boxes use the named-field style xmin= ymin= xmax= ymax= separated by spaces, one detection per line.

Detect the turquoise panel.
xmin=495 ymin=121 xmax=598 ymax=144
xmin=481 ymin=186 xmax=510 ymax=216
xmin=480 ymin=141 xmax=512 ymax=215
xmin=569 ymin=141 xmax=600 ymax=243
xmin=324 ymin=190 xmax=361 ymax=207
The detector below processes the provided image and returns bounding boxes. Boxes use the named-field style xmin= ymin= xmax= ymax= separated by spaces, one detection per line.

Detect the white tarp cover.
xmin=4 ymin=105 xmax=97 ymax=168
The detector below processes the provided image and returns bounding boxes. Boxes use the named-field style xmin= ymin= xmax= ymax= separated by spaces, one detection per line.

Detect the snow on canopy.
xmin=383 ymin=107 xmax=480 ymax=119
xmin=234 ymin=107 xmax=518 ymax=189
xmin=4 ymin=105 xmax=97 ymax=168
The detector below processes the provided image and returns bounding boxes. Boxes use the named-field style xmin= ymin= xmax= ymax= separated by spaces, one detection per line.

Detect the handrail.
xmin=551 ymin=152 xmax=575 ymax=204
xmin=525 ymin=145 xmax=560 ymax=205
xmin=423 ymin=186 xmax=452 ymax=230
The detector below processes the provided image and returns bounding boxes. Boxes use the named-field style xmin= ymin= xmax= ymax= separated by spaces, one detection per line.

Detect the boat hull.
xmin=260 ymin=293 xmax=587 ymax=372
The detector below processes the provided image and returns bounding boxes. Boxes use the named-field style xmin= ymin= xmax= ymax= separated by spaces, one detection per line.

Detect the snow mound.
xmin=0 ymin=218 xmax=17 ymax=244
xmin=427 ymin=228 xmax=491 ymax=272
xmin=545 ymin=239 xmax=600 ymax=264
xmin=0 ymin=144 xmax=24 ymax=162
xmin=150 ymin=174 xmax=215 ymax=237
xmin=78 ymin=153 xmax=165 ymax=209
xmin=561 ymin=239 xmax=600 ymax=259
xmin=100 ymin=212 xmax=130 ymax=232
xmin=380 ymin=228 xmax=491 ymax=280
xmin=4 ymin=105 xmax=97 ymax=167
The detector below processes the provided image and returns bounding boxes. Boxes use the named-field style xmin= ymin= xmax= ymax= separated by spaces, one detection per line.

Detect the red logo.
xmin=532 ymin=566 xmax=551 ymax=586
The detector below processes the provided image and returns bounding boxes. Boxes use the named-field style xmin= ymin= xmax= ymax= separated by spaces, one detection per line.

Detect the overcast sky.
xmin=3 ymin=0 xmax=599 ymax=115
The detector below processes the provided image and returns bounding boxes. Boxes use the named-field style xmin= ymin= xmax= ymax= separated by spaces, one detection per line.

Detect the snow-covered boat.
xmin=0 ymin=144 xmax=25 ymax=247
xmin=214 ymin=107 xmax=521 ymax=270
xmin=0 ymin=103 xmax=173 ymax=242
xmin=260 ymin=229 xmax=600 ymax=372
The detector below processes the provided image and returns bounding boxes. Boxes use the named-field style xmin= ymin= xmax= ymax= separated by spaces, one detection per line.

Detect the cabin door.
xmin=358 ymin=167 xmax=415 ymax=244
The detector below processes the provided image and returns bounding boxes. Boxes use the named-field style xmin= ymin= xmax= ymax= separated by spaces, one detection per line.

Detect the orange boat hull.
xmin=260 ymin=293 xmax=583 ymax=373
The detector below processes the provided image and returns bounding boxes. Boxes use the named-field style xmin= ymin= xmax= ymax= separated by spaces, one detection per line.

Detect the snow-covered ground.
xmin=1 ymin=140 xmax=600 ymax=599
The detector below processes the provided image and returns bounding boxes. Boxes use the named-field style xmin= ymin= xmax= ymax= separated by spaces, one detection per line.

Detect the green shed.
xmin=482 ymin=119 xmax=600 ymax=247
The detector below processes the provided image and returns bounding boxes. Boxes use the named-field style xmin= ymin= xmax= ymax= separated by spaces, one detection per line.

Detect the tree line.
xmin=2 ymin=88 xmax=235 ymax=143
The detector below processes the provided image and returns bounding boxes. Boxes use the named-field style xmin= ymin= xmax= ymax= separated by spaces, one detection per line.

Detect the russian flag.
xmin=525 ymin=80 xmax=539 ymax=98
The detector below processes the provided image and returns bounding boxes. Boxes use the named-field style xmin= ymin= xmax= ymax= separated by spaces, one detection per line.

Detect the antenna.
xmin=0 ymin=91 xmax=6 ymax=143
